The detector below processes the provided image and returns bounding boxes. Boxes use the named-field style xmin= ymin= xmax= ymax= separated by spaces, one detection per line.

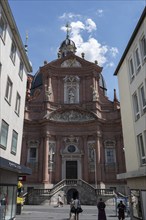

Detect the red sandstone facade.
xmin=21 ymin=35 xmax=126 ymax=199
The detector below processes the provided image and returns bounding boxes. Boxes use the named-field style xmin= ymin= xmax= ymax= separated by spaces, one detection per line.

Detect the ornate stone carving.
xmin=47 ymin=110 xmax=96 ymax=122
xmin=88 ymin=142 xmax=95 ymax=162
xmin=90 ymin=85 xmax=99 ymax=101
xmin=45 ymin=86 xmax=52 ymax=101
xmin=64 ymin=135 xmax=79 ymax=146
xmin=61 ymin=58 xmax=82 ymax=67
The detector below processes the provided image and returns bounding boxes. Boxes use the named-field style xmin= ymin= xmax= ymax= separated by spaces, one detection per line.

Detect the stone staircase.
xmin=26 ymin=179 xmax=114 ymax=205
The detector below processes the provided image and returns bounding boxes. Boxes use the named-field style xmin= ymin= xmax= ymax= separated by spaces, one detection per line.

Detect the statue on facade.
xmin=45 ymin=86 xmax=52 ymax=101
xmin=90 ymin=85 xmax=98 ymax=101
xmin=69 ymin=89 xmax=75 ymax=103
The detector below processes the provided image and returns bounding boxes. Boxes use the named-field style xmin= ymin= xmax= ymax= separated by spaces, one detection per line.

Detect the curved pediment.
xmin=61 ymin=58 xmax=82 ymax=67
xmin=45 ymin=110 xmax=96 ymax=122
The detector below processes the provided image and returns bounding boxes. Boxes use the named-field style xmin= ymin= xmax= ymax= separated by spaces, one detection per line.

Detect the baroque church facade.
xmin=21 ymin=31 xmax=127 ymax=204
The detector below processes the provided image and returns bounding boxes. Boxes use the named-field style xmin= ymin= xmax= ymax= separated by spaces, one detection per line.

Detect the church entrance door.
xmin=66 ymin=161 xmax=77 ymax=179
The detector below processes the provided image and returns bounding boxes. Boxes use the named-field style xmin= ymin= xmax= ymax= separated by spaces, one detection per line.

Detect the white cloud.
xmin=85 ymin=19 xmax=96 ymax=33
xmin=105 ymin=62 xmax=115 ymax=68
xmin=59 ymin=12 xmax=81 ymax=20
xmin=75 ymin=37 xmax=108 ymax=65
xmin=61 ymin=19 xmax=118 ymax=67
xmin=110 ymin=47 xmax=119 ymax=57
xmin=97 ymin=9 xmax=104 ymax=17
xmin=71 ymin=21 xmax=85 ymax=35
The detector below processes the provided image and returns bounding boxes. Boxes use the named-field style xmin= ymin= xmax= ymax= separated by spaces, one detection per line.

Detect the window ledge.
xmin=0 ymin=144 xmax=6 ymax=150
xmin=15 ymin=111 xmax=20 ymax=117
xmin=11 ymin=151 xmax=16 ymax=156
xmin=4 ymin=97 xmax=11 ymax=106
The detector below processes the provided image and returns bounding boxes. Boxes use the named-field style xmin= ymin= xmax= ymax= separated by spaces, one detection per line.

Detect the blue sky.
xmin=9 ymin=0 xmax=145 ymax=100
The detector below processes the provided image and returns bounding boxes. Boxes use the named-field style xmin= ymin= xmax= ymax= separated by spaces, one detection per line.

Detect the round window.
xmin=68 ymin=145 xmax=76 ymax=153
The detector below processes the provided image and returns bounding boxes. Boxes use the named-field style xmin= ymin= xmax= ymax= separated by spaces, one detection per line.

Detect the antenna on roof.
xmin=25 ymin=31 xmax=28 ymax=53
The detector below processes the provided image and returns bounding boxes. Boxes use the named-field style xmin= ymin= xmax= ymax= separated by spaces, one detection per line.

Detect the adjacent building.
xmin=21 ymin=27 xmax=127 ymax=204
xmin=0 ymin=1 xmax=32 ymax=219
xmin=114 ymin=7 xmax=146 ymax=220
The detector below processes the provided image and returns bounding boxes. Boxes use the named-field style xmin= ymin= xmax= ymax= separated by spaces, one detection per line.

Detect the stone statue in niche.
xmin=90 ymin=85 xmax=98 ymax=101
xmin=45 ymin=86 xmax=52 ymax=101
xmin=68 ymin=89 xmax=75 ymax=103
xmin=88 ymin=143 xmax=95 ymax=162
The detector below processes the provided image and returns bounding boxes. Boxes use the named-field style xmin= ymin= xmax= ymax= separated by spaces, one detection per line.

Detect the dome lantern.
xmin=58 ymin=23 xmax=77 ymax=58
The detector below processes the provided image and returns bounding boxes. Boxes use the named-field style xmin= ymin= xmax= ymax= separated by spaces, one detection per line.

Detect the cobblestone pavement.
xmin=16 ymin=204 xmax=130 ymax=220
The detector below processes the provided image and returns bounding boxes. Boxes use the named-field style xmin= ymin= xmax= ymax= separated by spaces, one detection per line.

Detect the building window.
xmin=10 ymin=40 xmax=16 ymax=63
xmin=28 ymin=147 xmax=37 ymax=163
xmin=134 ymin=48 xmax=141 ymax=71
xmin=104 ymin=140 xmax=116 ymax=164
xmin=11 ymin=130 xmax=18 ymax=155
xmin=105 ymin=148 xmax=115 ymax=164
xmin=18 ymin=60 xmax=23 ymax=80
xmin=15 ymin=92 xmax=21 ymax=115
xmin=0 ymin=13 xmax=7 ymax=41
xmin=5 ymin=77 xmax=13 ymax=104
xmin=129 ymin=57 xmax=135 ymax=81
xmin=139 ymin=84 xmax=146 ymax=114
xmin=64 ymin=75 xmax=80 ymax=104
xmin=0 ymin=120 xmax=9 ymax=149
xmin=140 ymin=35 xmax=146 ymax=61
xmin=133 ymin=92 xmax=140 ymax=120
xmin=137 ymin=133 xmax=146 ymax=165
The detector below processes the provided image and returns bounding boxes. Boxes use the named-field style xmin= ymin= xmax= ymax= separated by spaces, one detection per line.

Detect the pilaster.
xmin=42 ymin=136 xmax=49 ymax=183
xmin=83 ymin=135 xmax=89 ymax=181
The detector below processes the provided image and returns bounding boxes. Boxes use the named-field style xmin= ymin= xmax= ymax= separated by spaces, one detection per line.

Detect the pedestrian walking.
xmin=70 ymin=197 xmax=82 ymax=220
xmin=97 ymin=198 xmax=107 ymax=220
xmin=57 ymin=195 xmax=63 ymax=207
xmin=70 ymin=198 xmax=75 ymax=219
xmin=117 ymin=200 xmax=126 ymax=220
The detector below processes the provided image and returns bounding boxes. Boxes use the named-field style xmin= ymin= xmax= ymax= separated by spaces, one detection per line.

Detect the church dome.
xmin=59 ymin=37 xmax=77 ymax=57
xmin=58 ymin=24 xmax=77 ymax=57
xmin=60 ymin=38 xmax=76 ymax=50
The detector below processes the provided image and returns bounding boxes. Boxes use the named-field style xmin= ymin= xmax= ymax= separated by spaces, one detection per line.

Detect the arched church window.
xmin=64 ymin=75 xmax=80 ymax=104
xmin=104 ymin=140 xmax=116 ymax=165
xmin=27 ymin=140 xmax=39 ymax=164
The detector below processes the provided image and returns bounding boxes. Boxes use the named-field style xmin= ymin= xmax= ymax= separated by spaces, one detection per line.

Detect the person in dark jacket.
xmin=97 ymin=198 xmax=107 ymax=220
xmin=117 ymin=200 xmax=126 ymax=220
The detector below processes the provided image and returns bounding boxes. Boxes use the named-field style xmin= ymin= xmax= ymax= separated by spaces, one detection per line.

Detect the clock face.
xmin=68 ymin=145 xmax=76 ymax=153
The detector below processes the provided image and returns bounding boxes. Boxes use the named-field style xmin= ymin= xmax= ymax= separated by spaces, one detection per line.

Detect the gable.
xmin=61 ymin=58 xmax=82 ymax=67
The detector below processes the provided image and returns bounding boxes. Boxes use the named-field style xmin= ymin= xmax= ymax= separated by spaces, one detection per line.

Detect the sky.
xmin=9 ymin=0 xmax=145 ymax=101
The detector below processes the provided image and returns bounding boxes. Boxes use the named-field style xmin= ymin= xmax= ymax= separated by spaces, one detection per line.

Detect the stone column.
xmin=95 ymin=135 xmax=102 ymax=182
xmin=83 ymin=136 xmax=88 ymax=181
xmin=55 ymin=136 xmax=61 ymax=182
xmin=38 ymin=138 xmax=44 ymax=182
xmin=42 ymin=136 xmax=49 ymax=183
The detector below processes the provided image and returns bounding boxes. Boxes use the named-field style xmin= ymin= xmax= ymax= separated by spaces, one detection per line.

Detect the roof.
xmin=114 ymin=7 xmax=146 ymax=76
xmin=1 ymin=0 xmax=32 ymax=73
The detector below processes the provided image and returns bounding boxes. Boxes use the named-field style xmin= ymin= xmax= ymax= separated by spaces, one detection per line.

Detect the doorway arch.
xmin=67 ymin=188 xmax=79 ymax=204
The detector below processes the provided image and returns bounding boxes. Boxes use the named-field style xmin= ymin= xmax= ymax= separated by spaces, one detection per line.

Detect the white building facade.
xmin=0 ymin=1 xmax=32 ymax=219
xmin=114 ymin=7 xmax=146 ymax=220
